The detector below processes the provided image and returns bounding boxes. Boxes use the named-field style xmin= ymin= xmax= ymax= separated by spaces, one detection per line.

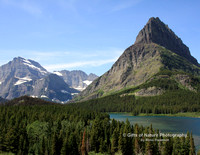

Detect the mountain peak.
xmin=135 ymin=17 xmax=199 ymax=65
xmin=147 ymin=17 xmax=161 ymax=24
xmin=135 ymin=17 xmax=170 ymax=44
xmin=13 ymin=56 xmax=25 ymax=61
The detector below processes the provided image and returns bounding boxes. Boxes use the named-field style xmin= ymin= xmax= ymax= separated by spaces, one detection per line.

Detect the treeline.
xmin=75 ymin=89 xmax=200 ymax=115
xmin=0 ymin=104 xmax=196 ymax=155
xmin=75 ymin=73 xmax=200 ymax=115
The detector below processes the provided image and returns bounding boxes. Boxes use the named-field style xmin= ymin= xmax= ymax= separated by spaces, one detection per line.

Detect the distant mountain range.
xmin=53 ymin=70 xmax=98 ymax=91
xmin=0 ymin=57 xmax=98 ymax=103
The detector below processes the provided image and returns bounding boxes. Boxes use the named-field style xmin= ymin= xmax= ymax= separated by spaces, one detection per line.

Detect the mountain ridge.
xmin=0 ymin=57 xmax=97 ymax=102
xmin=135 ymin=17 xmax=199 ymax=66
xmin=54 ymin=70 xmax=98 ymax=91
xmin=74 ymin=17 xmax=200 ymax=102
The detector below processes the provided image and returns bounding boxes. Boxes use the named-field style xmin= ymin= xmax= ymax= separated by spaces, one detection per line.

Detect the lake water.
xmin=109 ymin=113 xmax=200 ymax=151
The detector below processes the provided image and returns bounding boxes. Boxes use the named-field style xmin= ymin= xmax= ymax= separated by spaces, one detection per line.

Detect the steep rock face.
xmin=134 ymin=86 xmax=164 ymax=96
xmin=77 ymin=43 xmax=163 ymax=100
xmin=88 ymin=73 xmax=98 ymax=81
xmin=75 ymin=17 xmax=200 ymax=101
xmin=0 ymin=57 xmax=48 ymax=99
xmin=31 ymin=74 xmax=79 ymax=103
xmin=0 ymin=57 xmax=48 ymax=82
xmin=135 ymin=17 xmax=198 ymax=66
xmin=0 ymin=57 xmax=79 ymax=102
xmin=174 ymin=74 xmax=195 ymax=91
xmin=54 ymin=70 xmax=98 ymax=91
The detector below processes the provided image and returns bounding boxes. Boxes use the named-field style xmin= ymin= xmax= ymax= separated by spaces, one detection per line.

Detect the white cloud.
xmin=29 ymin=48 xmax=123 ymax=61
xmin=44 ymin=58 xmax=118 ymax=71
xmin=0 ymin=48 xmax=123 ymax=72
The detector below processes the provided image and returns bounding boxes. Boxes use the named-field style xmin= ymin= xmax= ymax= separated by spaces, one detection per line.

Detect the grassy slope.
xmin=73 ymin=45 xmax=200 ymax=117
xmin=73 ymin=69 xmax=200 ymax=117
xmin=137 ymin=112 xmax=200 ymax=118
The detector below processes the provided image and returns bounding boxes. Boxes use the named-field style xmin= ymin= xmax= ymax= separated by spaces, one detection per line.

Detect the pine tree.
xmin=40 ymin=137 xmax=46 ymax=155
xmin=172 ymin=137 xmax=181 ymax=155
xmin=121 ymin=119 xmax=133 ymax=155
xmin=111 ymin=128 xmax=118 ymax=154
xmin=51 ymin=133 xmax=57 ymax=155
xmin=185 ymin=131 xmax=190 ymax=155
xmin=68 ymin=134 xmax=78 ymax=155
xmin=134 ymin=124 xmax=140 ymax=154
xmin=162 ymin=140 xmax=172 ymax=155
xmin=81 ymin=130 xmax=87 ymax=155
xmin=118 ymin=128 xmax=124 ymax=152
xmin=145 ymin=127 xmax=154 ymax=155
xmin=189 ymin=132 xmax=195 ymax=155
xmin=60 ymin=137 xmax=68 ymax=155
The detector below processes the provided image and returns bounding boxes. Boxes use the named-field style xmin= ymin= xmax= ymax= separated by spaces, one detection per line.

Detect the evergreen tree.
xmin=40 ymin=137 xmax=46 ymax=155
xmin=121 ymin=119 xmax=133 ymax=155
xmin=145 ymin=126 xmax=154 ymax=155
xmin=134 ymin=124 xmax=140 ymax=154
xmin=111 ymin=128 xmax=118 ymax=154
xmin=185 ymin=131 xmax=191 ymax=155
xmin=118 ymin=127 xmax=124 ymax=152
xmin=172 ymin=137 xmax=181 ymax=155
xmin=189 ymin=132 xmax=195 ymax=155
xmin=81 ymin=130 xmax=87 ymax=155
xmin=60 ymin=137 xmax=68 ymax=155
xmin=51 ymin=132 xmax=57 ymax=155
xmin=68 ymin=134 xmax=78 ymax=155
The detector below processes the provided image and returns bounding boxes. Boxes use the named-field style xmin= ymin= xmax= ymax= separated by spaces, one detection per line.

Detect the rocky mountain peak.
xmin=74 ymin=17 xmax=200 ymax=102
xmin=135 ymin=17 xmax=199 ymax=66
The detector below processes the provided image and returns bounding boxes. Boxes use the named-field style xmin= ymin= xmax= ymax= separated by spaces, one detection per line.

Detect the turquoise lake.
xmin=109 ymin=113 xmax=200 ymax=151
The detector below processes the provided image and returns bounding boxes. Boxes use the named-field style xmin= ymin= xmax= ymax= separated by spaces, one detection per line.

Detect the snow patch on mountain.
xmin=31 ymin=95 xmax=38 ymax=98
xmin=71 ymin=93 xmax=79 ymax=95
xmin=74 ymin=86 xmax=85 ymax=91
xmin=14 ymin=77 xmax=32 ymax=86
xmin=61 ymin=90 xmax=69 ymax=94
xmin=53 ymin=71 xmax=63 ymax=76
xmin=22 ymin=58 xmax=47 ymax=75
xmin=41 ymin=95 xmax=48 ymax=98
xmin=83 ymin=80 xmax=92 ymax=85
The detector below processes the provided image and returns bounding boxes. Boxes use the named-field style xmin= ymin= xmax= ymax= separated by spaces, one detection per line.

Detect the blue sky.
xmin=0 ymin=0 xmax=200 ymax=76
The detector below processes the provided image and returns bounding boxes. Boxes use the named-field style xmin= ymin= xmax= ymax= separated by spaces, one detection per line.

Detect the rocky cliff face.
xmin=77 ymin=43 xmax=162 ymax=100
xmin=0 ymin=57 xmax=48 ymax=82
xmin=31 ymin=74 xmax=79 ymax=103
xmin=0 ymin=57 xmax=79 ymax=102
xmin=54 ymin=70 xmax=98 ymax=91
xmin=0 ymin=57 xmax=49 ymax=99
xmin=75 ymin=17 xmax=200 ymax=101
xmin=135 ymin=17 xmax=198 ymax=66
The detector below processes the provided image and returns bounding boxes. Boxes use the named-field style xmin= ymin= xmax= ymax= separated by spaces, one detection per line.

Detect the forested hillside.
xmin=0 ymin=102 xmax=196 ymax=155
xmin=74 ymin=70 xmax=200 ymax=116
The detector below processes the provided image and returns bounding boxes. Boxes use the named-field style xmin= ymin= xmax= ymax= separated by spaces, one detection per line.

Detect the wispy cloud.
xmin=29 ymin=49 xmax=123 ymax=71
xmin=29 ymin=49 xmax=122 ymax=61
xmin=0 ymin=48 xmax=123 ymax=73
xmin=44 ymin=58 xmax=118 ymax=71
xmin=1 ymin=0 xmax=42 ymax=15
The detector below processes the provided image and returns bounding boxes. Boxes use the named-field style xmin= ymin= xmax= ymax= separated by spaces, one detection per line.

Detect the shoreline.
xmin=109 ymin=112 xmax=200 ymax=118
